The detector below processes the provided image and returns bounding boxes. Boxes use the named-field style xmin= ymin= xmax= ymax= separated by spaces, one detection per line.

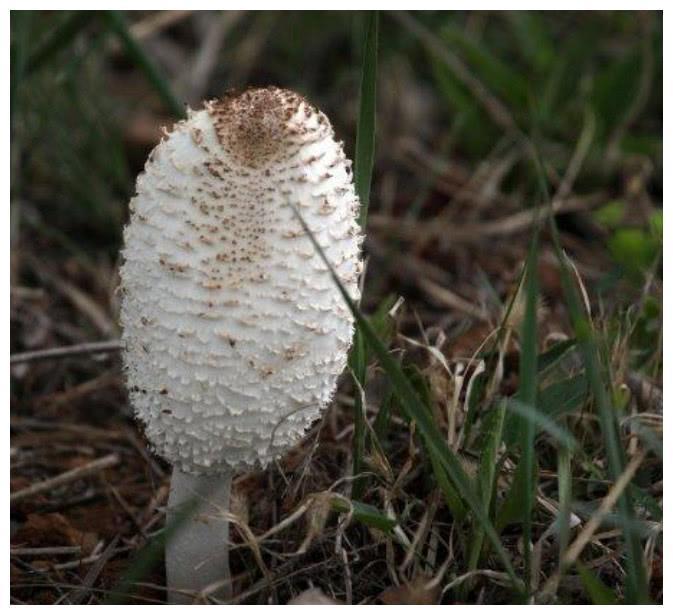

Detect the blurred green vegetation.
xmin=11 ymin=11 xmax=662 ymax=267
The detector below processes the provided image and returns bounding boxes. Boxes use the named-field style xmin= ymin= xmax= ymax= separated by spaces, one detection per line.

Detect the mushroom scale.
xmin=120 ymin=87 xmax=363 ymax=475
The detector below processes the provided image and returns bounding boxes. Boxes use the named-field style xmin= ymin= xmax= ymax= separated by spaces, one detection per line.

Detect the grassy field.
xmin=10 ymin=10 xmax=662 ymax=604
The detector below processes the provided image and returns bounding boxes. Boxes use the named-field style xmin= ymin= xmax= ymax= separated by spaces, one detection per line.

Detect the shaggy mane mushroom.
xmin=120 ymin=86 xmax=363 ymax=603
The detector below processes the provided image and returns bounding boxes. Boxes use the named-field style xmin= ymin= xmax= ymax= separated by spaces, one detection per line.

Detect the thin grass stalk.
xmin=354 ymin=11 xmax=378 ymax=229
xmin=518 ymin=232 xmax=539 ymax=595
xmin=350 ymin=10 xmax=378 ymax=500
xmin=105 ymin=11 xmax=184 ymax=118
xmin=25 ymin=11 xmax=95 ymax=75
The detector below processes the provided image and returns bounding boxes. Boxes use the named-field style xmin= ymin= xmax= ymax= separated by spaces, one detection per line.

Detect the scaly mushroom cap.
xmin=120 ymin=87 xmax=363 ymax=474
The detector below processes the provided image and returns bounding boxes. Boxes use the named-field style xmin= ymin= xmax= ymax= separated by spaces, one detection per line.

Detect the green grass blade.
xmin=330 ymin=497 xmax=397 ymax=533
xmin=104 ymin=11 xmax=184 ymax=118
xmin=24 ymin=11 xmax=96 ymax=75
xmin=372 ymin=378 xmax=393 ymax=439
xmin=349 ymin=331 xmax=367 ymax=499
xmin=428 ymin=453 xmax=467 ymax=523
xmin=349 ymin=10 xmax=378 ymax=500
xmin=495 ymin=454 xmax=539 ymax=532
xmin=440 ymin=23 xmax=529 ymax=111
xmin=467 ymin=402 xmax=506 ymax=571
xmin=105 ymin=497 xmax=200 ymax=604
xmin=576 ymin=562 xmax=618 ymax=605
xmin=527 ymin=138 xmax=649 ymax=603
xmin=354 ymin=10 xmax=378 ymax=228
xmin=537 ymin=374 xmax=588 ymax=422
xmin=504 ymin=12 xmax=554 ymax=75
xmin=518 ymin=228 xmax=540 ymax=595
xmin=557 ymin=445 xmax=573 ymax=561
xmin=403 ymin=363 xmax=466 ymax=522
xmin=504 ymin=399 xmax=578 ymax=451
xmin=293 ymin=207 xmax=523 ymax=596
xmin=537 ymin=338 xmax=577 ymax=372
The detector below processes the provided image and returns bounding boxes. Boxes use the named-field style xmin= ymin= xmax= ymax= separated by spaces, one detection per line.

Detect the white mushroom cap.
xmin=120 ymin=87 xmax=363 ymax=475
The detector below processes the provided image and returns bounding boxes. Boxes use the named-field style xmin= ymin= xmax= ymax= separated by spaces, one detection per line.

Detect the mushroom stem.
xmin=166 ymin=468 xmax=232 ymax=603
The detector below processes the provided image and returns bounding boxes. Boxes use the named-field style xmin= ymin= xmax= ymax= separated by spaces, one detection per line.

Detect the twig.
xmin=369 ymin=193 xmax=605 ymax=243
xmin=441 ymin=569 xmax=512 ymax=597
xmin=182 ymin=11 xmax=245 ymax=103
xmin=130 ymin=10 xmax=193 ymax=40
xmin=10 ymin=417 xmax=126 ymax=440
xmin=10 ymin=582 xmax=164 ymax=604
xmin=417 ymin=278 xmax=490 ymax=322
xmin=69 ymin=536 xmax=121 ymax=604
xmin=34 ymin=372 xmax=120 ymax=408
xmin=10 ymin=340 xmax=122 ymax=365
xmin=25 ymin=254 xmax=117 ymax=336
xmin=626 ymin=372 xmax=663 ymax=415
xmin=553 ymin=108 xmax=596 ymax=203
xmin=10 ymin=454 xmax=120 ymax=503
xmin=11 ymin=546 xmax=82 ymax=557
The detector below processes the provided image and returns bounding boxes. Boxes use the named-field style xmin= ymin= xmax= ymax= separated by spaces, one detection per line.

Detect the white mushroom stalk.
xmin=120 ymin=87 xmax=363 ymax=603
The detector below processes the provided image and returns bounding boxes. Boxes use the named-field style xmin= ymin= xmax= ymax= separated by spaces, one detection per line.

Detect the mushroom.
xmin=119 ymin=87 xmax=363 ymax=603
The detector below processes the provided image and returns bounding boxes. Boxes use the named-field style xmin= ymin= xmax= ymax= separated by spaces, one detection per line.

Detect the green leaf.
xmin=538 ymin=373 xmax=589 ymax=421
xmin=429 ymin=56 xmax=498 ymax=157
xmin=505 ymin=398 xmax=579 ymax=451
xmin=629 ymin=485 xmax=663 ymax=523
xmin=468 ymin=403 xmax=506 ymax=569
xmin=372 ymin=378 xmax=393 ymax=440
xmin=368 ymin=294 xmax=397 ymax=348
xmin=649 ymin=210 xmax=663 ymax=241
xmin=607 ymin=228 xmax=658 ymax=273
xmin=331 ymin=497 xmax=397 ymax=533
xmin=537 ymin=338 xmax=577 ymax=373
xmin=576 ymin=561 xmax=618 ymax=605
xmin=593 ymin=200 xmax=627 ymax=229
xmin=462 ymin=369 xmax=488 ymax=445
